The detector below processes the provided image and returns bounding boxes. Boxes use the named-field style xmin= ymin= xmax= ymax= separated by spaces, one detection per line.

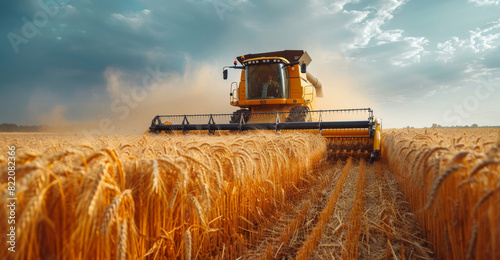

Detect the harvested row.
xmin=341 ymin=160 xmax=366 ymax=259
xmin=248 ymin=157 xmax=433 ymax=259
xmin=312 ymin=161 xmax=360 ymax=259
xmin=383 ymin=128 xmax=500 ymax=259
xmin=0 ymin=132 xmax=327 ymax=259
xmin=242 ymin=160 xmax=344 ymax=259
xmin=274 ymin=160 xmax=346 ymax=258
xmin=295 ymin=158 xmax=353 ymax=260
xmin=313 ymin=161 xmax=433 ymax=259
xmin=360 ymin=162 xmax=433 ymax=259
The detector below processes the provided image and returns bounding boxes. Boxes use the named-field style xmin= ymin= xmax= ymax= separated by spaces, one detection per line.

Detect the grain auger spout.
xmin=148 ymin=50 xmax=382 ymax=161
xmin=306 ymin=71 xmax=323 ymax=97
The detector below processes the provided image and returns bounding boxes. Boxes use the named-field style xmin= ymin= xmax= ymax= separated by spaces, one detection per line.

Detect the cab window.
xmin=246 ymin=64 xmax=287 ymax=99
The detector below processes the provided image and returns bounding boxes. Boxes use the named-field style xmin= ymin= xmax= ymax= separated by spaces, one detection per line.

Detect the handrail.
xmin=154 ymin=108 xmax=373 ymax=119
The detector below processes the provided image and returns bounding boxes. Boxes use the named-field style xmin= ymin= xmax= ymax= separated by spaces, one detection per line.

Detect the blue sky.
xmin=1 ymin=0 xmax=499 ymax=131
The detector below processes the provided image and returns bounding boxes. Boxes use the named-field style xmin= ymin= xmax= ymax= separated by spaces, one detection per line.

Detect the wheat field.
xmin=383 ymin=128 xmax=500 ymax=260
xmin=0 ymin=132 xmax=327 ymax=259
xmin=1 ymin=128 xmax=499 ymax=259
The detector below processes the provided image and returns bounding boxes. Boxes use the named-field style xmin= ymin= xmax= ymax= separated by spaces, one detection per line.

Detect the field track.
xmin=245 ymin=159 xmax=433 ymax=259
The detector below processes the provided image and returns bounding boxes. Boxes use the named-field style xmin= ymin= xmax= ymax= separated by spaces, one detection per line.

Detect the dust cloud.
xmin=26 ymin=50 xmax=374 ymax=134
xmin=25 ymin=57 xmax=237 ymax=134
xmin=90 ymin=58 xmax=236 ymax=134
xmin=308 ymin=48 xmax=375 ymax=121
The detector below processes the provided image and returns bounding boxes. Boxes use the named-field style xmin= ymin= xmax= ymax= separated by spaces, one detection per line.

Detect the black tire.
xmin=230 ymin=109 xmax=251 ymax=124
xmin=286 ymin=106 xmax=309 ymax=122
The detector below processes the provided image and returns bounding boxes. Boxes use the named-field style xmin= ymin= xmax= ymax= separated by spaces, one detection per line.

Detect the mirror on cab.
xmin=301 ymin=63 xmax=307 ymax=73
xmin=223 ymin=69 xmax=228 ymax=80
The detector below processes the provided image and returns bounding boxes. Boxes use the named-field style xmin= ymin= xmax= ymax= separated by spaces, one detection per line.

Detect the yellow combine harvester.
xmin=149 ymin=50 xmax=381 ymax=160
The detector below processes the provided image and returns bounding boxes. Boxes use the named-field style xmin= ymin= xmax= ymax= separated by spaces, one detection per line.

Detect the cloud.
xmin=345 ymin=0 xmax=407 ymax=49
xmin=317 ymin=0 xmax=361 ymax=14
xmin=436 ymin=18 xmax=500 ymax=61
xmin=436 ymin=37 xmax=458 ymax=63
xmin=375 ymin=29 xmax=404 ymax=44
xmin=111 ymin=9 xmax=152 ymax=31
xmin=468 ymin=20 xmax=500 ymax=52
xmin=326 ymin=0 xmax=429 ymax=68
xmin=413 ymin=89 xmax=437 ymax=103
xmin=390 ymin=36 xmax=429 ymax=67
xmin=462 ymin=63 xmax=500 ymax=80
xmin=467 ymin=0 xmax=500 ymax=6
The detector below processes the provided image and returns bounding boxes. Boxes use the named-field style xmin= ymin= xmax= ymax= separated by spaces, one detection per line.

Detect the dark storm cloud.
xmin=0 ymin=0 xmax=236 ymax=124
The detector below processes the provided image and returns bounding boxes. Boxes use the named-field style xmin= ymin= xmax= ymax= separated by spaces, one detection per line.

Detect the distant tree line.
xmin=0 ymin=123 xmax=80 ymax=132
xmin=429 ymin=123 xmax=494 ymax=128
xmin=402 ymin=124 xmax=499 ymax=129
xmin=0 ymin=123 xmax=41 ymax=132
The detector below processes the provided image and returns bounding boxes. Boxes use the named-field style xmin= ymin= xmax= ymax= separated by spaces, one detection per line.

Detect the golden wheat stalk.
xmin=424 ymin=164 xmax=466 ymax=210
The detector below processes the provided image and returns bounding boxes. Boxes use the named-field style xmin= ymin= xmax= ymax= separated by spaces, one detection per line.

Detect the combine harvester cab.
xmin=149 ymin=50 xmax=382 ymax=161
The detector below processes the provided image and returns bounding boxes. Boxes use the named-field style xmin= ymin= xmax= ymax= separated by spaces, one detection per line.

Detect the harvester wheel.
xmin=286 ymin=106 xmax=309 ymax=122
xmin=230 ymin=109 xmax=251 ymax=124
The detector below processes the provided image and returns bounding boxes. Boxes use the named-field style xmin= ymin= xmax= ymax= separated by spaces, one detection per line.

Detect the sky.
xmin=1 ymin=0 xmax=499 ymax=132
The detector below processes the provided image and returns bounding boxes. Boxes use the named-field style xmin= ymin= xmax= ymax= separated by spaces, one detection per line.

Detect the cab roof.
xmin=236 ymin=50 xmax=312 ymax=65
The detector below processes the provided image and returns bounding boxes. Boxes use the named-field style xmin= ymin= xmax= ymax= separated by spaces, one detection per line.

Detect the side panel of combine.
xmin=374 ymin=119 xmax=381 ymax=151
xmin=288 ymin=65 xmax=303 ymax=102
xmin=237 ymin=70 xmax=246 ymax=105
